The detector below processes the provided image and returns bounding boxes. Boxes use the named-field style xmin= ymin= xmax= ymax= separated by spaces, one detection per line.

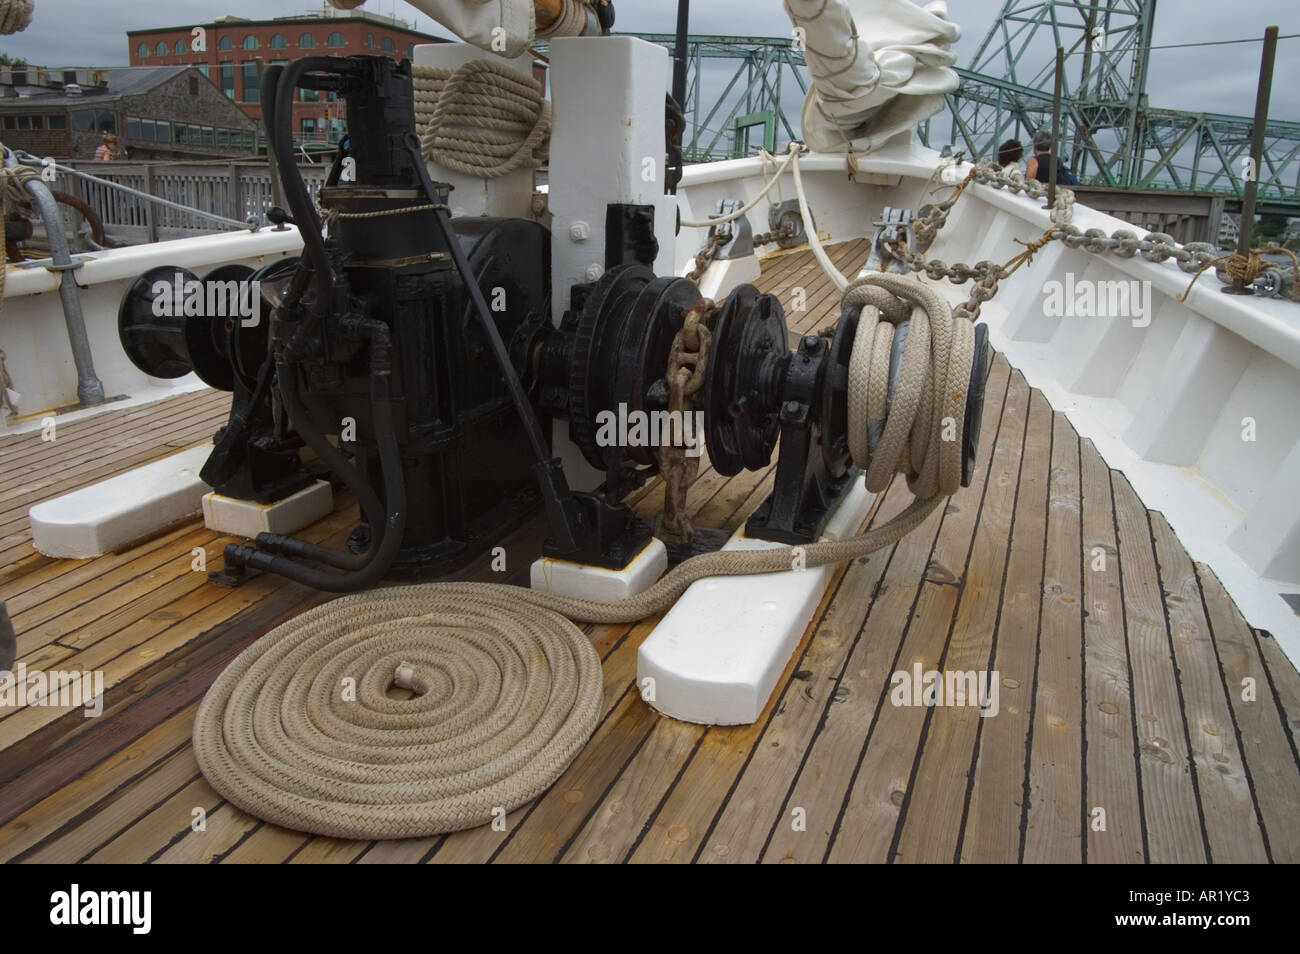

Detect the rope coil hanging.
xmin=0 ymin=0 xmax=33 ymax=35
xmin=412 ymin=60 xmax=551 ymax=179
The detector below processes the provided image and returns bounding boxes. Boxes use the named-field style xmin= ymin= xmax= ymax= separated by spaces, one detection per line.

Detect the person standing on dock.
xmin=94 ymin=133 xmax=125 ymax=161
xmin=1025 ymin=129 xmax=1077 ymax=185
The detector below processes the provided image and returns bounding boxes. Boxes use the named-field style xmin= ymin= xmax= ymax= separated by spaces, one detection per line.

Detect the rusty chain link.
xmin=657 ymin=298 xmax=715 ymax=545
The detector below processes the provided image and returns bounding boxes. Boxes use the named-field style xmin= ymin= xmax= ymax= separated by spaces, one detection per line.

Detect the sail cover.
xmin=785 ymin=0 xmax=961 ymax=153
xmin=329 ymin=0 xmax=538 ymax=57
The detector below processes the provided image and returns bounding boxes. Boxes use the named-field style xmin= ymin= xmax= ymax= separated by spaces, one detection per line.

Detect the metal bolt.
xmin=570 ymin=221 xmax=590 ymax=242
xmin=783 ymin=400 xmax=800 ymax=415
xmin=801 ymin=334 xmax=820 ymax=352
xmin=585 ymin=264 xmax=603 ymax=281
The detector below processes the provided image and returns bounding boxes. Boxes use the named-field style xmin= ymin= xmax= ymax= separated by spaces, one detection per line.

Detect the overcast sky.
xmin=4 ymin=0 xmax=1296 ymax=121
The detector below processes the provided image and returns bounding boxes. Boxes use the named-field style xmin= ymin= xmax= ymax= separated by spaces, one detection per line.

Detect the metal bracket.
xmin=710 ymin=199 xmax=753 ymax=260
xmin=863 ymin=206 xmax=914 ymax=274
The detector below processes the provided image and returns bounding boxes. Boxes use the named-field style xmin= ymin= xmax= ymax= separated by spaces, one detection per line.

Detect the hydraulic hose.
xmin=221 ymin=321 xmax=408 ymax=592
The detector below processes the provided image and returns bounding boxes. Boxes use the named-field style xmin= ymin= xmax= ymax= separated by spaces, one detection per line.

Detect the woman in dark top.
xmin=1025 ymin=129 xmax=1076 ymax=184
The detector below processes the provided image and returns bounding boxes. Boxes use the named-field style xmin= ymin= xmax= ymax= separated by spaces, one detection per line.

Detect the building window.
xmin=365 ymin=34 xmax=374 ymax=49
xmin=299 ymin=33 xmax=315 ymax=48
xmin=156 ymin=120 xmax=171 ymax=142
xmin=219 ymin=36 xmax=232 ymax=51
xmin=72 ymin=108 xmax=116 ymax=133
xmin=242 ymin=61 xmax=260 ymax=103
xmin=270 ymin=33 xmax=287 ymax=49
xmin=48 ymin=114 xmax=67 ymax=130
xmin=301 ymin=117 xmax=316 ymax=140
xmin=197 ymin=63 xmax=209 ymax=77
xmin=405 ymin=44 xmax=414 ymax=58
xmin=218 ymin=129 xmax=231 ymax=147
xmin=381 ymin=37 xmax=395 ymax=53
xmin=220 ymin=62 xmax=235 ymax=99
xmin=327 ymin=32 xmax=344 ymax=48
xmin=242 ymin=35 xmax=259 ymax=50
xmin=137 ymin=43 xmax=149 ymax=58
xmin=127 ymin=116 xmax=142 ymax=139
xmin=300 ymin=86 xmax=318 ymax=103
xmin=155 ymin=42 xmax=167 ymax=56
xmin=2 ymin=116 xmax=12 ymax=129
xmin=174 ymin=40 xmax=187 ymax=55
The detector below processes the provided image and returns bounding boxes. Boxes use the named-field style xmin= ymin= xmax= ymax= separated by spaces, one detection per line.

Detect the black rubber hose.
xmin=221 ymin=323 xmax=407 ymax=591
xmin=251 ymin=361 xmax=384 ymax=571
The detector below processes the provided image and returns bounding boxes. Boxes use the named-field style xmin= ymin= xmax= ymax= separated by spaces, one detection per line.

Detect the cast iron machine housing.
xmin=117 ymin=55 xmax=990 ymax=594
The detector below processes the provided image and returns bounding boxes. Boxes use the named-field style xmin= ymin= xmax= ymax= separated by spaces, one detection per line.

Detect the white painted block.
xmin=202 ymin=480 xmax=334 ymax=540
xmin=531 ymin=538 xmax=668 ymax=602
xmin=693 ymin=254 xmax=762 ymax=301
xmin=29 ymin=444 xmax=213 ymax=558
xmin=638 ymin=480 xmax=876 ymax=726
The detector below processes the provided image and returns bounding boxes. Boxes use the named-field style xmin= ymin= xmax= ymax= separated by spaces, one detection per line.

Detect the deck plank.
xmin=1111 ymin=473 xmax=1206 ymax=863
xmin=1195 ymin=566 xmax=1300 ymax=862
xmin=877 ymin=371 xmax=1039 ymax=865
xmin=1022 ymin=411 xmax=1085 ymax=862
xmin=1077 ymin=438 xmax=1144 ymax=862
xmin=1149 ymin=513 xmax=1267 ymax=862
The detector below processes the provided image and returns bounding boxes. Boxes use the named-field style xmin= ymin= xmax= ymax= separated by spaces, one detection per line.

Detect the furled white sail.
xmin=329 ymin=0 xmax=538 ymax=57
xmin=785 ymin=0 xmax=961 ymax=153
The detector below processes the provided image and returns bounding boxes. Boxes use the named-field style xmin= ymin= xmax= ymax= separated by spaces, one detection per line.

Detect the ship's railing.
xmin=45 ymin=159 xmax=331 ymax=244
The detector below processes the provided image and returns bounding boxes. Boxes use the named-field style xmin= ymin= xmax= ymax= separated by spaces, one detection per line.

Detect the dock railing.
xmin=47 ymin=159 xmax=330 ymax=243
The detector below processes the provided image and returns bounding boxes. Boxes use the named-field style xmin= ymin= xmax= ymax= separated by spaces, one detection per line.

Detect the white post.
xmin=546 ymin=36 xmax=678 ymax=490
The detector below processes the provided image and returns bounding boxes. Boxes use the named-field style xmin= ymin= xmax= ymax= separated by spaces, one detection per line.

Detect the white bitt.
xmin=202 ymin=480 xmax=333 ymax=540
xmin=638 ymin=480 xmax=877 ymax=726
xmin=530 ymin=537 xmax=668 ymax=603
xmin=29 ymin=444 xmax=213 ymax=558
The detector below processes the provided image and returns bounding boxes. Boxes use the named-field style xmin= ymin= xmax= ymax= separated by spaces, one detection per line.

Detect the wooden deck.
xmin=2 ymin=240 xmax=1298 ymax=864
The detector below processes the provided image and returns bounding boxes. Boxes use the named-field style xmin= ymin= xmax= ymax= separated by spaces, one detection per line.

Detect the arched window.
xmin=155 ymin=42 xmax=167 ymax=56
xmin=365 ymin=34 xmax=374 ymax=49
xmin=174 ymin=40 xmax=187 ymax=55
xmin=381 ymin=37 xmax=395 ymax=53
xmin=405 ymin=43 xmax=414 ymax=58
xmin=270 ymin=34 xmax=287 ymax=49
xmin=299 ymin=33 xmax=315 ymax=48
xmin=137 ymin=43 xmax=148 ymax=58
xmin=219 ymin=36 xmax=232 ymax=51
xmin=327 ymin=32 xmax=344 ymax=48
xmin=242 ymin=35 xmax=259 ymax=50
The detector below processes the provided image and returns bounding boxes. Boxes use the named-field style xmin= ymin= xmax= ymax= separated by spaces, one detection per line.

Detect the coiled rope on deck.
xmin=412 ymin=60 xmax=551 ymax=179
xmin=195 ymin=273 xmax=979 ymax=839
xmin=194 ymin=586 xmax=602 ymax=840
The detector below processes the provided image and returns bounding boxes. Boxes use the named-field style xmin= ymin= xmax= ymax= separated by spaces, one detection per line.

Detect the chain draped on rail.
xmin=412 ymin=61 xmax=552 ymax=179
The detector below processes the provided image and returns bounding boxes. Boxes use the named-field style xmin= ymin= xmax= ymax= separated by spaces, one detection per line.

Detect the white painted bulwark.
xmin=638 ymin=481 xmax=876 ymax=726
xmin=28 ymin=444 xmax=213 ymax=558
xmin=202 ymin=480 xmax=333 ymax=540
xmin=530 ymin=538 xmax=668 ymax=603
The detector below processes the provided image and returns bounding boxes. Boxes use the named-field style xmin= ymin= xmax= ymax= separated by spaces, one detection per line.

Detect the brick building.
xmin=126 ymin=10 xmax=448 ymax=148
xmin=0 ymin=65 xmax=257 ymax=161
